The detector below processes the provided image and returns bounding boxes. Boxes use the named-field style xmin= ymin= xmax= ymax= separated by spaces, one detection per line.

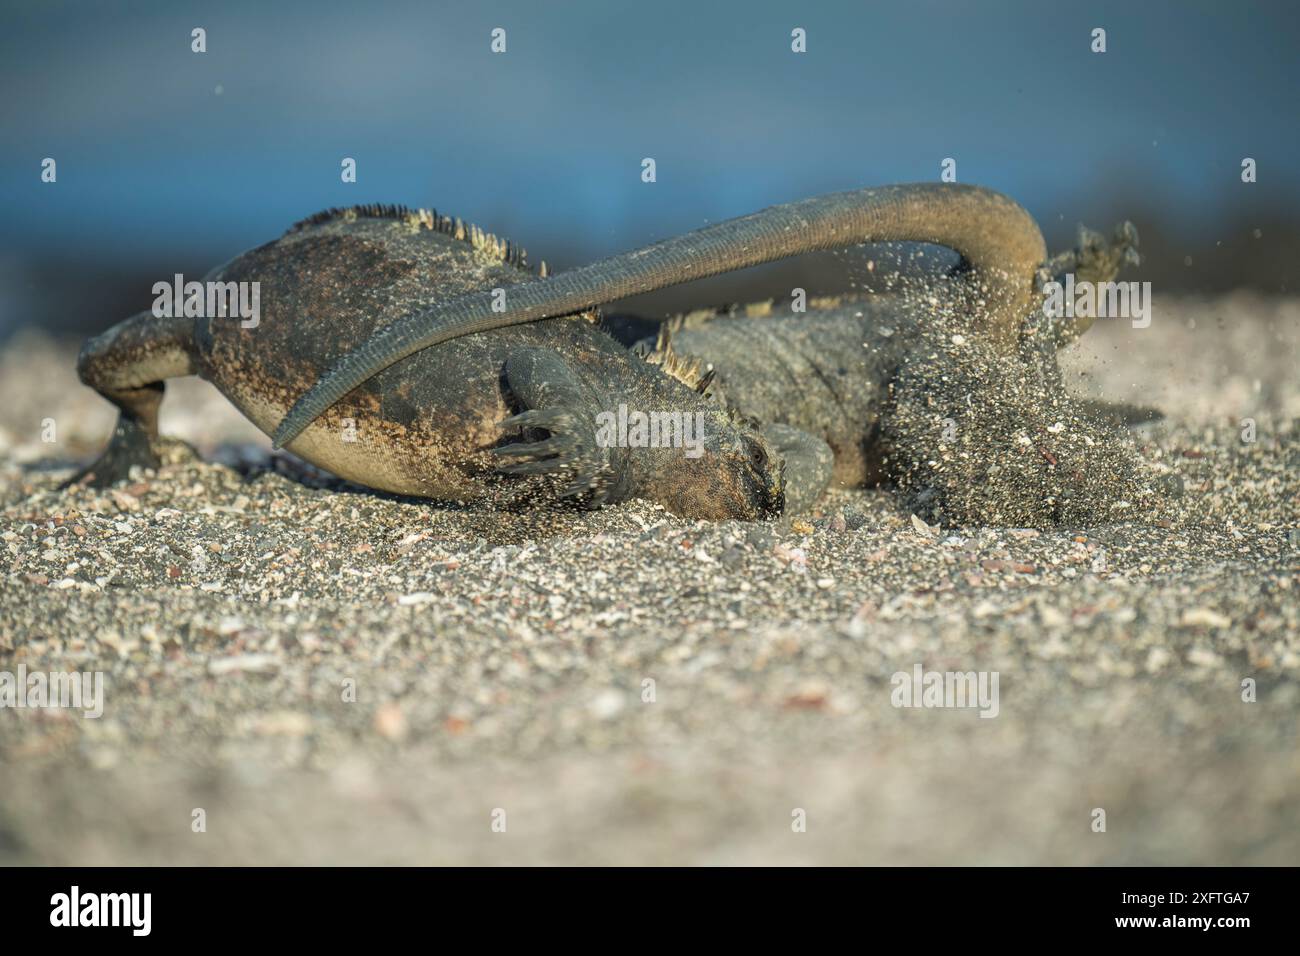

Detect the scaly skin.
xmin=657 ymin=296 xmax=916 ymax=489
xmin=272 ymin=183 xmax=1048 ymax=448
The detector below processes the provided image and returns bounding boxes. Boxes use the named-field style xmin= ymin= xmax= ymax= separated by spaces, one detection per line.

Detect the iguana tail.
xmin=273 ymin=183 xmax=1045 ymax=449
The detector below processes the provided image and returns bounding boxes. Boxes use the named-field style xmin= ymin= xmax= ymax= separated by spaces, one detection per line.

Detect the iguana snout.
xmin=630 ymin=418 xmax=784 ymax=521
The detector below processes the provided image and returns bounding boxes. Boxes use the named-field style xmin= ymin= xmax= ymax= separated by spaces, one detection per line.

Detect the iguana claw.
xmin=494 ymin=408 xmax=612 ymax=501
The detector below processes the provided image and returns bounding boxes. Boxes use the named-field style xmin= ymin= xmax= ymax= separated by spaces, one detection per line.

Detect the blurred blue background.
xmin=2 ymin=0 xmax=1297 ymax=337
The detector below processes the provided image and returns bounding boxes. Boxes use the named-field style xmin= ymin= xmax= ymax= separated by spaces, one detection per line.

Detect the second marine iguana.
xmin=638 ymin=220 xmax=1148 ymax=523
xmin=73 ymin=184 xmax=1056 ymax=521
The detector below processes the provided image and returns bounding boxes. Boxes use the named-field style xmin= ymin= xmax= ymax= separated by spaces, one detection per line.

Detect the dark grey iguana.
xmin=74 ymin=183 xmax=1070 ymax=522
xmin=639 ymin=218 xmax=1148 ymax=524
xmin=75 ymin=206 xmax=785 ymax=520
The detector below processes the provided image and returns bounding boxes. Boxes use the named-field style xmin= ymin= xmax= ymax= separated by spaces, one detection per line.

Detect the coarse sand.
xmin=0 ymin=292 xmax=1296 ymax=864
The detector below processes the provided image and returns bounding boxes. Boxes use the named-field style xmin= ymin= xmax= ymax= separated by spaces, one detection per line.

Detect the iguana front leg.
xmin=494 ymin=348 xmax=628 ymax=505
xmin=273 ymin=183 xmax=1047 ymax=448
xmin=764 ymin=423 xmax=834 ymax=514
xmin=67 ymin=310 xmax=198 ymax=487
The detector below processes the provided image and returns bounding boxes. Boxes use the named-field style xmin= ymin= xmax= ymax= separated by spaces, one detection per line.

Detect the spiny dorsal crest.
xmin=636 ymin=323 xmax=716 ymax=397
xmin=287 ymin=204 xmax=548 ymax=276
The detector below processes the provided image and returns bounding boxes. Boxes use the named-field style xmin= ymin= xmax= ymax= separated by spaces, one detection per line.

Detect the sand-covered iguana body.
xmin=643 ymin=217 xmax=1146 ymax=524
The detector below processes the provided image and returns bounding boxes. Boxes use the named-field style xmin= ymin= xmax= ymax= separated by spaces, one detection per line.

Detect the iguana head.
xmin=626 ymin=409 xmax=785 ymax=521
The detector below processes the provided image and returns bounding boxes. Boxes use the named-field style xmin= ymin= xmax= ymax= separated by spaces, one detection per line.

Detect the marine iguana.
xmin=639 ymin=218 xmax=1147 ymax=523
xmin=74 ymin=184 xmax=1064 ymax=521
xmin=74 ymin=206 xmax=786 ymax=519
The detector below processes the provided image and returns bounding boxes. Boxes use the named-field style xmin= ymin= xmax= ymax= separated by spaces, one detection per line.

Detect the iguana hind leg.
xmin=68 ymin=310 xmax=197 ymax=487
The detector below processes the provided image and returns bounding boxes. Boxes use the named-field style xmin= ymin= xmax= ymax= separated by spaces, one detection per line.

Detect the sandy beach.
xmin=0 ymin=292 xmax=1296 ymax=865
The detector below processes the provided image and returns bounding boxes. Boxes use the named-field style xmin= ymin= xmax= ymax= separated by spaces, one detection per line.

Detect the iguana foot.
xmin=496 ymin=348 xmax=628 ymax=505
xmin=1073 ymin=221 xmax=1141 ymax=281
xmin=1044 ymin=221 xmax=1141 ymax=285
xmin=764 ymin=423 xmax=834 ymax=514
xmin=63 ymin=412 xmax=161 ymax=489
xmin=494 ymin=407 xmax=614 ymax=502
xmin=1042 ymin=221 xmax=1143 ymax=346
